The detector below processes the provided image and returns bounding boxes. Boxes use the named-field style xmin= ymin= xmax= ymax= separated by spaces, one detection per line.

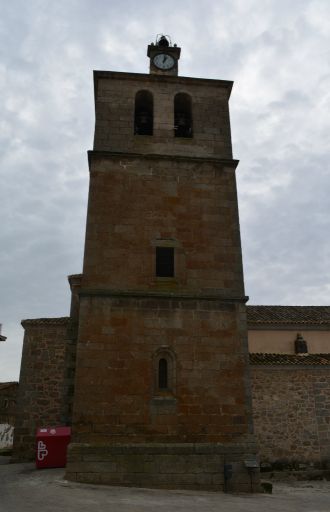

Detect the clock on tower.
xmin=147 ymin=34 xmax=181 ymax=75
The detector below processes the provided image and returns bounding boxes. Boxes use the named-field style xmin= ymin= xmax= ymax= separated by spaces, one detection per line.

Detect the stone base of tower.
xmin=65 ymin=441 xmax=260 ymax=492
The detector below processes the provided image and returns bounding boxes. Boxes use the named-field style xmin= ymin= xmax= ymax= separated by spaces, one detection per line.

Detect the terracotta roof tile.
xmin=21 ymin=317 xmax=70 ymax=326
xmin=247 ymin=306 xmax=330 ymax=326
xmin=250 ymin=353 xmax=330 ymax=366
xmin=0 ymin=382 xmax=19 ymax=391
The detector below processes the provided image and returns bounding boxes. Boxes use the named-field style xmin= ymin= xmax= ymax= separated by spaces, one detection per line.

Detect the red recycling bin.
xmin=36 ymin=426 xmax=71 ymax=469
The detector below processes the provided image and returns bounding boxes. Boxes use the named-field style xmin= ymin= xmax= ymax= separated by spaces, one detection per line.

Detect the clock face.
xmin=153 ymin=53 xmax=175 ymax=70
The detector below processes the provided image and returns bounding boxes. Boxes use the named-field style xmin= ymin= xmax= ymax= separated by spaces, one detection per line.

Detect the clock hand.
xmin=163 ymin=55 xmax=167 ymax=63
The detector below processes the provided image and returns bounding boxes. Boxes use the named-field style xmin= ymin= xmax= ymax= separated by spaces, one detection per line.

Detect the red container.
xmin=36 ymin=426 xmax=71 ymax=469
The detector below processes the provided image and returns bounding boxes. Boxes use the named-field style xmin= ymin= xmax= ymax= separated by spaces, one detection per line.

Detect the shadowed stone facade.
xmin=0 ymin=382 xmax=18 ymax=425
xmin=12 ymin=306 xmax=330 ymax=471
xmin=9 ymin=36 xmax=330 ymax=483
xmin=12 ymin=38 xmax=260 ymax=491
xmin=12 ymin=318 xmax=76 ymax=461
xmin=63 ymin=38 xmax=259 ymax=491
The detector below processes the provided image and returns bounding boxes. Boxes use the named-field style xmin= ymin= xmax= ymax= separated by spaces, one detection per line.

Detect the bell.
xmin=176 ymin=113 xmax=187 ymax=126
xmin=138 ymin=112 xmax=150 ymax=124
xmin=158 ymin=35 xmax=169 ymax=48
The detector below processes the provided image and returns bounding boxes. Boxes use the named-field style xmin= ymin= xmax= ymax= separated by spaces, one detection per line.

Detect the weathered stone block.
xmin=251 ymin=366 xmax=330 ymax=464
xmin=66 ymin=442 xmax=258 ymax=492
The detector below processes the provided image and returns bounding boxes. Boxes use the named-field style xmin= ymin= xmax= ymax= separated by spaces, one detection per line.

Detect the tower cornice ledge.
xmin=78 ymin=288 xmax=249 ymax=303
xmin=88 ymin=150 xmax=239 ymax=169
xmin=93 ymin=70 xmax=234 ymax=102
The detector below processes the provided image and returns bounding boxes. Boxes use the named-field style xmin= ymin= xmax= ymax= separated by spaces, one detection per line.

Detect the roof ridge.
xmin=247 ymin=305 xmax=330 ymax=325
xmin=21 ymin=317 xmax=70 ymax=326
xmin=0 ymin=382 xmax=19 ymax=389
xmin=250 ymin=353 xmax=330 ymax=366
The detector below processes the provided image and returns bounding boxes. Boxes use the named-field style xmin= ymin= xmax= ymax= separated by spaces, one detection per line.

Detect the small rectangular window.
xmin=156 ymin=247 xmax=174 ymax=277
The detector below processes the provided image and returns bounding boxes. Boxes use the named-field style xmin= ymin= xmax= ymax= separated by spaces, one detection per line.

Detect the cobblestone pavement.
xmin=1 ymin=459 xmax=330 ymax=512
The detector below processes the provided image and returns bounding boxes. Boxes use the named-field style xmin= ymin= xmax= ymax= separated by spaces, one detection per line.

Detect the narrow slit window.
xmin=158 ymin=358 xmax=168 ymax=389
xmin=174 ymin=93 xmax=192 ymax=138
xmin=156 ymin=247 xmax=174 ymax=277
xmin=153 ymin=348 xmax=176 ymax=396
xmin=134 ymin=90 xmax=153 ymax=135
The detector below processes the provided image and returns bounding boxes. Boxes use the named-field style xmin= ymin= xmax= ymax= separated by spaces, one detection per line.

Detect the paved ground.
xmin=1 ymin=457 xmax=330 ymax=512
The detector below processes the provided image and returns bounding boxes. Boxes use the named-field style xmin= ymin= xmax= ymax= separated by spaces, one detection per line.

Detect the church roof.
xmin=247 ymin=306 xmax=330 ymax=326
xmin=18 ymin=307 xmax=330 ymax=328
xmin=21 ymin=317 xmax=70 ymax=326
xmin=0 ymin=382 xmax=18 ymax=391
xmin=250 ymin=353 xmax=330 ymax=366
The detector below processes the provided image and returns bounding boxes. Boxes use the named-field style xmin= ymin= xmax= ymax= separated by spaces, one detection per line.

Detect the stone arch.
xmin=153 ymin=346 xmax=176 ymax=395
xmin=174 ymin=92 xmax=193 ymax=138
xmin=134 ymin=89 xmax=153 ymax=135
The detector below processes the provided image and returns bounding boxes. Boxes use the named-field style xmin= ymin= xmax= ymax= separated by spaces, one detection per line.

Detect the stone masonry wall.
xmin=66 ymin=442 xmax=260 ymax=492
xmin=12 ymin=318 xmax=76 ymax=460
xmin=71 ymin=295 xmax=252 ymax=445
xmin=0 ymin=383 xmax=18 ymax=450
xmin=83 ymin=155 xmax=243 ymax=295
xmin=251 ymin=366 xmax=330 ymax=464
xmin=0 ymin=382 xmax=18 ymax=424
xmin=93 ymin=72 xmax=233 ymax=159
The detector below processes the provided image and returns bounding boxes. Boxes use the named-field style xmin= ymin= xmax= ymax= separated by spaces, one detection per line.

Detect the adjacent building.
xmin=249 ymin=306 xmax=330 ymax=465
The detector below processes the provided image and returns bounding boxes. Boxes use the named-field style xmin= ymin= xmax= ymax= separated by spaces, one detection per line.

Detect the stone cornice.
xmin=78 ymin=288 xmax=248 ymax=303
xmin=87 ymin=150 xmax=239 ymax=170
xmin=93 ymin=70 xmax=234 ymax=103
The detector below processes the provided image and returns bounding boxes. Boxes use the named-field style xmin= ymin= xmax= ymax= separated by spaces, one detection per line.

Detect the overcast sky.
xmin=1 ymin=0 xmax=330 ymax=381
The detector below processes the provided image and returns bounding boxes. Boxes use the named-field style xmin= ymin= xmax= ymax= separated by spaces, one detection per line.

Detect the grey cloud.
xmin=1 ymin=0 xmax=330 ymax=380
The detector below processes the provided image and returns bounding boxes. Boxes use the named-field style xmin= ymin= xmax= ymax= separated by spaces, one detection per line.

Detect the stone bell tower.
xmin=65 ymin=35 xmax=259 ymax=492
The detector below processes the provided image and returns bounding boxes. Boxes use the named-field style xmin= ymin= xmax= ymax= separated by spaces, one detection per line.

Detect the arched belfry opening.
xmin=134 ymin=90 xmax=153 ymax=135
xmin=174 ymin=92 xmax=192 ymax=138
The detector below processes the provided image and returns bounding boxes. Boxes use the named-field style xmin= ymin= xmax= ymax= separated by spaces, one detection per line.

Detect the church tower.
xmin=66 ymin=35 xmax=259 ymax=492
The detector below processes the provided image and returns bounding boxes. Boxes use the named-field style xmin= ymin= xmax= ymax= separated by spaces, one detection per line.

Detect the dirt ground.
xmin=1 ymin=457 xmax=330 ymax=512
